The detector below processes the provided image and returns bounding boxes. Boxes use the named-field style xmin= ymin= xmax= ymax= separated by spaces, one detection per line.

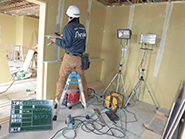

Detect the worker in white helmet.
xmin=51 ymin=5 xmax=88 ymax=105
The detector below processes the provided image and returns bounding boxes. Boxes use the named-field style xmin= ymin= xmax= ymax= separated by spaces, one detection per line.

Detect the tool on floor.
xmin=94 ymin=109 xmax=105 ymax=127
xmin=54 ymin=88 xmax=94 ymax=109
xmin=104 ymin=91 xmax=124 ymax=110
xmin=105 ymin=110 xmax=119 ymax=124
xmin=53 ymin=70 xmax=89 ymax=121
xmin=65 ymin=114 xmax=75 ymax=129
xmin=62 ymin=89 xmax=80 ymax=109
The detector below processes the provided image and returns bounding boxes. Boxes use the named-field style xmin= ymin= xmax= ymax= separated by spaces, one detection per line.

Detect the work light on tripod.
xmin=117 ymin=29 xmax=132 ymax=39
xmin=140 ymin=33 xmax=157 ymax=45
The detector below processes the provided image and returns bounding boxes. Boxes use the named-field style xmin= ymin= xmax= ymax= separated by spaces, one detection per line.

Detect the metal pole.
xmin=101 ymin=39 xmax=128 ymax=97
xmin=137 ymin=49 xmax=147 ymax=100
xmin=125 ymin=47 xmax=158 ymax=109
xmin=116 ymin=40 xmax=127 ymax=92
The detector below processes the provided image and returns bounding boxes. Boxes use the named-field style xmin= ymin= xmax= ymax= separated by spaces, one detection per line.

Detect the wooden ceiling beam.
xmin=0 ymin=1 xmax=27 ymax=10
xmin=0 ymin=0 xmax=39 ymax=18
xmin=97 ymin=0 xmax=110 ymax=5
xmin=0 ymin=1 xmax=37 ymax=11
xmin=126 ymin=0 xmax=133 ymax=4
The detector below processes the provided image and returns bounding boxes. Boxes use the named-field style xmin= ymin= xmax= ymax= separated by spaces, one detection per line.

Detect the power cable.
xmin=51 ymin=91 xmax=138 ymax=139
xmin=0 ymin=78 xmax=16 ymax=94
xmin=137 ymin=52 xmax=145 ymax=80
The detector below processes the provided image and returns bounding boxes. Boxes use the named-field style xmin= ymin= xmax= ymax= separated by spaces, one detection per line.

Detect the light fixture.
xmin=117 ymin=29 xmax=132 ymax=39
xmin=140 ymin=33 xmax=157 ymax=45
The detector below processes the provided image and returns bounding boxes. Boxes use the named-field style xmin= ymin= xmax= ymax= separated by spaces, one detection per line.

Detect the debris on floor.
xmin=142 ymin=108 xmax=169 ymax=138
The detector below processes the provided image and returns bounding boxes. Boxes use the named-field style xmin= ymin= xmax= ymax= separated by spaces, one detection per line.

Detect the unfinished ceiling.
xmin=0 ymin=0 xmax=183 ymax=19
xmin=96 ymin=0 xmax=184 ymax=6
xmin=0 ymin=0 xmax=39 ymax=19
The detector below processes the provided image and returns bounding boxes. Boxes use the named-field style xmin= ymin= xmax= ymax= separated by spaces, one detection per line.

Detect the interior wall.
xmin=43 ymin=62 xmax=61 ymax=100
xmin=100 ymin=5 xmax=130 ymax=88
xmin=23 ymin=16 xmax=39 ymax=47
xmin=16 ymin=16 xmax=24 ymax=47
xmin=0 ymin=47 xmax=12 ymax=83
xmin=0 ymin=13 xmax=16 ymax=83
xmin=0 ymin=13 xmax=39 ymax=60
xmin=44 ymin=0 xmax=90 ymax=61
xmin=1 ymin=0 xmax=184 ymax=109
xmin=43 ymin=0 xmax=106 ymax=100
xmin=101 ymin=3 xmax=185 ymax=109
xmin=85 ymin=1 xmax=106 ymax=83
xmin=44 ymin=0 xmax=61 ymax=61
xmin=41 ymin=0 xmax=65 ymax=100
xmin=61 ymin=0 xmax=106 ymax=83
xmin=22 ymin=16 xmax=39 ymax=59
xmin=4 ymin=0 xmax=181 ymax=109
xmin=0 ymin=13 xmax=16 ymax=59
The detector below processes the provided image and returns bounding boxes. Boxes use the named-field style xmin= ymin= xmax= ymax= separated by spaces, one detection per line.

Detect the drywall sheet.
xmin=56 ymin=0 xmax=64 ymax=33
xmin=122 ymin=5 xmax=135 ymax=67
xmin=43 ymin=59 xmax=103 ymax=100
xmin=128 ymin=5 xmax=135 ymax=30
xmin=22 ymin=50 xmax=34 ymax=71
xmin=44 ymin=61 xmax=62 ymax=100
xmin=0 ymin=46 xmax=12 ymax=83
xmin=85 ymin=0 xmax=92 ymax=47
xmin=161 ymin=83 xmax=185 ymax=139
xmin=54 ymin=0 xmax=64 ymax=61
xmin=154 ymin=3 xmax=173 ymax=77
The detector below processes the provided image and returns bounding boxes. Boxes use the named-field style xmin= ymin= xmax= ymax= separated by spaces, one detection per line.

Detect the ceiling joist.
xmin=96 ymin=0 xmax=185 ymax=6
xmin=0 ymin=0 xmax=39 ymax=18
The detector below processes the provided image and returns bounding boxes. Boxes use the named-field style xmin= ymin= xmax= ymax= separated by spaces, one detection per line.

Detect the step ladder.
xmin=11 ymin=45 xmax=24 ymax=61
xmin=53 ymin=70 xmax=88 ymax=121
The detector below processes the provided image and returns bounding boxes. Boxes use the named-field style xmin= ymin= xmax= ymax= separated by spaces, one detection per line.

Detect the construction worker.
xmin=51 ymin=5 xmax=88 ymax=105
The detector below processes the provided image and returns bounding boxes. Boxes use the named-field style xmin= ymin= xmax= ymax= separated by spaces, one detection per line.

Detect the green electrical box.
xmin=9 ymin=100 xmax=53 ymax=133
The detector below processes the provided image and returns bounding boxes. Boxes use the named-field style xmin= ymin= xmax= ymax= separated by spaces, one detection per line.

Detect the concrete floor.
xmin=0 ymin=78 xmax=37 ymax=119
xmin=0 ymin=85 xmax=169 ymax=139
xmin=0 ymin=60 xmax=169 ymax=139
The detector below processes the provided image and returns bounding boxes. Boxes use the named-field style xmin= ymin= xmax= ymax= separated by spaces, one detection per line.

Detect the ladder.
xmin=53 ymin=70 xmax=88 ymax=121
xmin=11 ymin=45 xmax=24 ymax=61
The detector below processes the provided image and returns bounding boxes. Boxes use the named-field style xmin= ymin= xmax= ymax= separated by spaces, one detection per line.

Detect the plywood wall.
xmin=0 ymin=46 xmax=12 ymax=83
xmin=44 ymin=0 xmax=106 ymax=83
xmin=22 ymin=16 xmax=39 ymax=59
xmin=6 ymin=0 xmax=182 ymax=109
xmin=0 ymin=13 xmax=39 ymax=60
xmin=0 ymin=13 xmax=16 ymax=59
xmin=0 ymin=13 xmax=16 ymax=83
xmin=101 ymin=3 xmax=185 ymax=109
xmin=16 ymin=16 xmax=24 ymax=47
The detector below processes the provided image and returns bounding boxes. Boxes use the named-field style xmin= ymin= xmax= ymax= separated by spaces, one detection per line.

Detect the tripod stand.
xmin=124 ymin=47 xmax=158 ymax=109
xmin=101 ymin=39 xmax=128 ymax=99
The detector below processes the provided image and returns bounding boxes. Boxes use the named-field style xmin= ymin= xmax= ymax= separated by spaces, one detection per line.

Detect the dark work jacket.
xmin=55 ymin=20 xmax=86 ymax=53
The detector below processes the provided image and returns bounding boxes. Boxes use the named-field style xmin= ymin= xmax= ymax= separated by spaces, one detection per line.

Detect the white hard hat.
xmin=66 ymin=5 xmax=80 ymax=18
